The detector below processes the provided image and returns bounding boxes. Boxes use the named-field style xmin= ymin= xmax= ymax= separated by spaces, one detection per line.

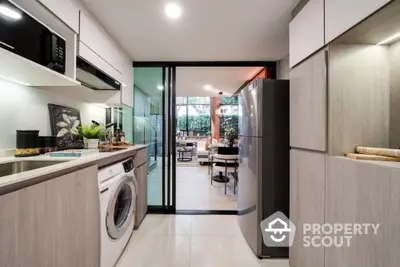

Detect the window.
xmin=219 ymin=97 xmax=239 ymax=137
xmin=176 ymin=97 xmax=211 ymax=136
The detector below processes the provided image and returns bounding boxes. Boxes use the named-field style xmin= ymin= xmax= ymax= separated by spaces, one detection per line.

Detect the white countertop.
xmin=0 ymin=145 xmax=147 ymax=194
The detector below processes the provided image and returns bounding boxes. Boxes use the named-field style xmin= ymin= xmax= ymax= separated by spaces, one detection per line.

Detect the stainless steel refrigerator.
xmin=238 ymin=78 xmax=290 ymax=258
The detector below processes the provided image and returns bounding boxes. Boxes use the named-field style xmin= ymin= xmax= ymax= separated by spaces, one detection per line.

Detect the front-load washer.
xmin=98 ymin=158 xmax=137 ymax=267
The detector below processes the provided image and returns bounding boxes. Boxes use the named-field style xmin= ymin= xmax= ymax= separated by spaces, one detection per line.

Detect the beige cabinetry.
xmin=326 ymin=157 xmax=400 ymax=267
xmin=290 ymin=149 xmax=325 ymax=267
xmin=290 ymin=50 xmax=327 ymax=152
xmin=133 ymin=148 xmax=148 ymax=227
xmin=0 ymin=165 xmax=100 ymax=267
xmin=325 ymin=0 xmax=391 ymax=43
xmin=289 ymin=0 xmax=325 ymax=67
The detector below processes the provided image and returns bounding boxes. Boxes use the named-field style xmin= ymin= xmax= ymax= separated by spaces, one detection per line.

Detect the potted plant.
xmin=225 ymin=126 xmax=238 ymax=147
xmin=78 ymin=123 xmax=105 ymax=149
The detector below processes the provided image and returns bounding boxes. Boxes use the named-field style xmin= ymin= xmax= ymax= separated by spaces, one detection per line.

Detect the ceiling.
xmin=134 ymin=67 xmax=263 ymax=97
xmin=176 ymin=67 xmax=262 ymax=96
xmin=80 ymin=0 xmax=298 ymax=61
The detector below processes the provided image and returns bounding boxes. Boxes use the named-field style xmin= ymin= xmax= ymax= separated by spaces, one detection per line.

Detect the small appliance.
xmin=76 ymin=57 xmax=121 ymax=90
xmin=0 ymin=0 xmax=66 ymax=74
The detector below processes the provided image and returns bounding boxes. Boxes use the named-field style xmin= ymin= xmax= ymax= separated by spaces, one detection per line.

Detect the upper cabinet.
xmin=290 ymin=50 xmax=327 ymax=152
xmin=289 ymin=0 xmax=325 ymax=68
xmin=38 ymin=0 xmax=79 ymax=32
xmin=79 ymin=11 xmax=125 ymax=76
xmin=325 ymin=0 xmax=391 ymax=43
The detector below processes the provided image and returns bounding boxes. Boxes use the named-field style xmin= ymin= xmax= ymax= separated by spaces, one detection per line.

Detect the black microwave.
xmin=0 ymin=0 xmax=66 ymax=74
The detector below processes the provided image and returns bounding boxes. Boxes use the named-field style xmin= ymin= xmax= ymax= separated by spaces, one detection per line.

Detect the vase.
xmin=87 ymin=139 xmax=99 ymax=149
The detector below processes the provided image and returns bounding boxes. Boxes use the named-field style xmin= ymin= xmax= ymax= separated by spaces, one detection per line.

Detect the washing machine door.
xmin=106 ymin=174 xmax=136 ymax=240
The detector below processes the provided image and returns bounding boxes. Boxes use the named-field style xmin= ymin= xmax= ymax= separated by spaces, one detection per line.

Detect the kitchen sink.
xmin=0 ymin=161 xmax=67 ymax=178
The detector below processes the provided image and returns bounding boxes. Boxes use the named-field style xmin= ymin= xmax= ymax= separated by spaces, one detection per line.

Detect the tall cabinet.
xmin=289 ymin=1 xmax=393 ymax=267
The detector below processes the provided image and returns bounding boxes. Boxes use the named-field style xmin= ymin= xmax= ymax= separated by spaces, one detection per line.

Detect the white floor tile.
xmin=117 ymin=234 xmax=190 ymax=267
xmin=190 ymin=215 xmax=241 ymax=236
xmin=176 ymin=166 xmax=238 ymax=210
xmin=190 ymin=235 xmax=261 ymax=267
xmin=135 ymin=215 xmax=191 ymax=236
xmin=259 ymin=260 xmax=290 ymax=267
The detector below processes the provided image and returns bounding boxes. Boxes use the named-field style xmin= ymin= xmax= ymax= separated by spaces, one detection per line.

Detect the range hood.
xmin=76 ymin=57 xmax=121 ymax=91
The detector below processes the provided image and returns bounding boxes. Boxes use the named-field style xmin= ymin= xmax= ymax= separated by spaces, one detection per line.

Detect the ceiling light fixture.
xmin=377 ymin=32 xmax=400 ymax=45
xmin=157 ymin=85 xmax=164 ymax=90
xmin=0 ymin=5 xmax=22 ymax=20
xmin=204 ymin=84 xmax=212 ymax=90
xmin=165 ymin=3 xmax=182 ymax=19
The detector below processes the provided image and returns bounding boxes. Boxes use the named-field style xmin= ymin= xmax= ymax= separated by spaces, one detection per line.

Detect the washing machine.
xmin=98 ymin=158 xmax=137 ymax=267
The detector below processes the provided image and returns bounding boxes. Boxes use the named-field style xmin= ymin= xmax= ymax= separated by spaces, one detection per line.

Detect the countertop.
xmin=0 ymin=145 xmax=147 ymax=195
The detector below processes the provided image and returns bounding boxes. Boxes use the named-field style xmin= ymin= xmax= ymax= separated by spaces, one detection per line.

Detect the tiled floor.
xmin=148 ymin=163 xmax=238 ymax=210
xmin=176 ymin=166 xmax=237 ymax=210
xmin=117 ymin=215 xmax=289 ymax=267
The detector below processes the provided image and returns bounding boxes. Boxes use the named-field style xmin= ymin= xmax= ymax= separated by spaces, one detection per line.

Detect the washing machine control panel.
xmin=122 ymin=159 xmax=134 ymax=173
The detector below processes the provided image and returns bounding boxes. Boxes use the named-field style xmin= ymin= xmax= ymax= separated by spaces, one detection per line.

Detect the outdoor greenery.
xmin=220 ymin=115 xmax=239 ymax=137
xmin=177 ymin=114 xmax=211 ymax=136
xmin=225 ymin=126 xmax=238 ymax=144
xmin=220 ymin=96 xmax=239 ymax=105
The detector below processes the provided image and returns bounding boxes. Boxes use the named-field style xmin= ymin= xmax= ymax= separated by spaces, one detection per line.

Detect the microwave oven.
xmin=0 ymin=0 xmax=66 ymax=74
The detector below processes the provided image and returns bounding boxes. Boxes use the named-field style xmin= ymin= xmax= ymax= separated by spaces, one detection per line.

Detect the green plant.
xmin=78 ymin=123 xmax=105 ymax=139
xmin=225 ymin=126 xmax=238 ymax=143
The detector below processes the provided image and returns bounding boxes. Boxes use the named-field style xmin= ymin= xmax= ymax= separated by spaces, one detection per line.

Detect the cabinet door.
xmin=289 ymin=0 xmax=324 ymax=67
xmin=290 ymin=50 xmax=327 ymax=152
xmin=290 ymin=150 xmax=325 ymax=267
xmin=79 ymin=11 xmax=124 ymax=75
xmin=38 ymin=0 xmax=79 ymax=32
xmin=0 ymin=165 xmax=100 ymax=267
xmin=326 ymin=157 xmax=400 ymax=267
xmin=325 ymin=0 xmax=391 ymax=43
xmin=121 ymin=59 xmax=134 ymax=107
xmin=135 ymin=163 xmax=148 ymax=227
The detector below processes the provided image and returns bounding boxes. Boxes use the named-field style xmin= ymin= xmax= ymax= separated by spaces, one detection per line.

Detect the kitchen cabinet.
xmin=325 ymin=0 xmax=391 ymax=43
xmin=133 ymin=147 xmax=148 ymax=228
xmin=38 ymin=0 xmax=79 ymax=32
xmin=290 ymin=149 xmax=325 ymax=267
xmin=290 ymin=50 xmax=327 ymax=152
xmin=135 ymin=162 xmax=148 ymax=227
xmin=289 ymin=0 xmax=324 ymax=68
xmin=0 ymin=165 xmax=100 ymax=267
xmin=326 ymin=157 xmax=400 ymax=267
xmin=79 ymin=11 xmax=124 ymax=76
xmin=134 ymin=147 xmax=148 ymax=167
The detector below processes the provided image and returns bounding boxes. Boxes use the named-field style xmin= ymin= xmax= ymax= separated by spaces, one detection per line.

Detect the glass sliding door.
xmin=133 ymin=66 xmax=176 ymax=212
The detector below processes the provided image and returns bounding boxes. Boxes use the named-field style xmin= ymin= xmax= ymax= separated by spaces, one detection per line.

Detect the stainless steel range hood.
xmin=76 ymin=57 xmax=121 ymax=91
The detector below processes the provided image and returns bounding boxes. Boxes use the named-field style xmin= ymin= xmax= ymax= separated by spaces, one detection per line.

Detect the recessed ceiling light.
xmin=377 ymin=32 xmax=400 ymax=45
xmin=0 ymin=5 xmax=22 ymax=20
xmin=157 ymin=85 xmax=164 ymax=90
xmin=204 ymin=84 xmax=212 ymax=90
xmin=165 ymin=3 xmax=182 ymax=19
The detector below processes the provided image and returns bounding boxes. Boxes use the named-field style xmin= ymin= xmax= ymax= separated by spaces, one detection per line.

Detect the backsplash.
xmin=0 ymin=79 xmax=106 ymax=149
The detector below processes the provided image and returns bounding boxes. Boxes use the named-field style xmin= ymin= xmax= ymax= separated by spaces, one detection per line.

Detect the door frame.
xmin=135 ymin=62 xmax=277 ymax=214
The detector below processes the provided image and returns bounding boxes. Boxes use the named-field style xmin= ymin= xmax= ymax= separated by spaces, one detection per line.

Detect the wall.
xmin=389 ymin=41 xmax=400 ymax=148
xmin=0 ymin=80 xmax=105 ymax=149
xmin=278 ymin=55 xmax=290 ymax=79
xmin=328 ymin=44 xmax=390 ymax=155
